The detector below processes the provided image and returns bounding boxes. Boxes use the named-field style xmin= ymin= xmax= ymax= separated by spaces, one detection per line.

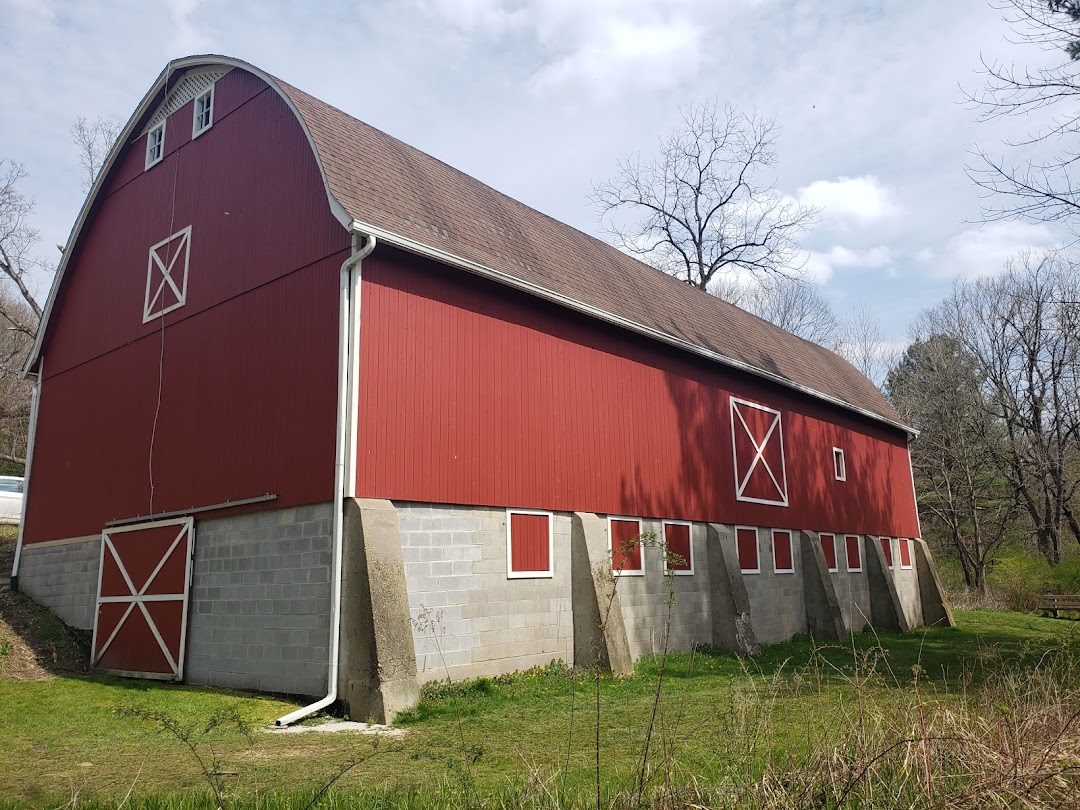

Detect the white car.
xmin=0 ymin=476 xmax=24 ymax=524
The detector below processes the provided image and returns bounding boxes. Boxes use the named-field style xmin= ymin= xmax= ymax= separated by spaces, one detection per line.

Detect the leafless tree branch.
xmin=591 ymin=100 xmax=817 ymax=297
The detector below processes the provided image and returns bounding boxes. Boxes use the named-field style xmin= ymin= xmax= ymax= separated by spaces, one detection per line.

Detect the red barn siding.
xmin=356 ymin=248 xmax=920 ymax=538
xmin=25 ymin=69 xmax=347 ymax=543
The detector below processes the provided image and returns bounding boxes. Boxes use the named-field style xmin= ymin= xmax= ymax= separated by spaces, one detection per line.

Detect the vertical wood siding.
xmin=24 ymin=69 xmax=347 ymax=543
xmin=356 ymin=248 xmax=920 ymax=539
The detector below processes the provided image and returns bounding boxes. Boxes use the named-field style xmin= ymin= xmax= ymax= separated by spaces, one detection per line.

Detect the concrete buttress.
xmin=339 ymin=498 xmax=420 ymax=722
xmin=570 ymin=512 xmax=633 ymax=676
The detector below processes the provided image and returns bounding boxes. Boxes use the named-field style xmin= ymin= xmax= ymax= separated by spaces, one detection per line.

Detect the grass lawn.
xmin=1 ymin=610 xmax=1078 ymax=808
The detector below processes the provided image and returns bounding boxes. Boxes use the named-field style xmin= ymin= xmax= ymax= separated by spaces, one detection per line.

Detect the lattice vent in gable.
xmin=142 ymin=69 xmax=231 ymax=134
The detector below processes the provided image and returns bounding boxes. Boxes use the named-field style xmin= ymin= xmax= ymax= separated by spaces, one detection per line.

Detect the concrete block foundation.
xmin=15 ymin=498 xmax=953 ymax=710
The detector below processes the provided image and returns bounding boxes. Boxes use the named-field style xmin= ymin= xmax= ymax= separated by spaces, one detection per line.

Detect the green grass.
xmin=0 ymin=609 xmax=1078 ymax=808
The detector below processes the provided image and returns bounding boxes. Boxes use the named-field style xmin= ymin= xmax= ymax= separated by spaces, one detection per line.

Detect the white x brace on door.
xmin=91 ymin=517 xmax=194 ymax=680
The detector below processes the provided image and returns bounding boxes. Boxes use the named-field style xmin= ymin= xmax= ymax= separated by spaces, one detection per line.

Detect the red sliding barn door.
xmin=92 ymin=518 xmax=193 ymax=680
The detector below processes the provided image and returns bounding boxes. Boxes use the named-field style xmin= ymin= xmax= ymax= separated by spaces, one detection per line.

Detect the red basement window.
xmin=609 ymin=517 xmax=643 ymax=576
xmin=736 ymin=526 xmax=759 ymax=573
xmin=845 ymin=534 xmax=862 ymax=573
xmin=773 ymin=529 xmax=795 ymax=574
xmin=663 ymin=521 xmax=693 ymax=575
xmin=506 ymin=510 xmax=553 ymax=578
xmin=898 ymin=538 xmax=913 ymax=570
xmin=820 ymin=532 xmax=838 ymax=572
xmin=880 ymin=537 xmax=894 ymax=568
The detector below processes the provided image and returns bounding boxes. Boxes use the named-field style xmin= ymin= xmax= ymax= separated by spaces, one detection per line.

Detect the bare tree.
xmin=591 ymin=100 xmax=817 ymax=296
xmin=741 ymin=274 xmax=840 ymax=348
xmin=71 ymin=116 xmax=121 ymax=195
xmin=887 ymin=331 xmax=1019 ymax=591
xmin=930 ymin=250 xmax=1080 ymax=561
xmin=966 ymin=0 xmax=1080 ymax=228
xmin=0 ymin=160 xmax=44 ymax=325
xmin=836 ymin=303 xmax=898 ymax=388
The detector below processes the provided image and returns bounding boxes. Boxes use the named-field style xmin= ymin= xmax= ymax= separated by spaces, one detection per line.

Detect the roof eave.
xmin=346 ymin=219 xmax=916 ymax=437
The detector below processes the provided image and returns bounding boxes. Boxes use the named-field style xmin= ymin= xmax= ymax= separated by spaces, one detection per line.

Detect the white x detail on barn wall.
xmin=730 ymin=396 xmax=789 ymax=507
xmin=143 ymin=225 xmax=192 ymax=323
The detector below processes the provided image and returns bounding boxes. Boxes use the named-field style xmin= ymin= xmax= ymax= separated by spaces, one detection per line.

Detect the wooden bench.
xmin=1035 ymin=594 xmax=1080 ymax=617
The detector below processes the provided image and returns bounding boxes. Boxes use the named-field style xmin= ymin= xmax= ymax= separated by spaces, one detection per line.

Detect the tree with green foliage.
xmin=888 ymin=333 xmax=1019 ymax=591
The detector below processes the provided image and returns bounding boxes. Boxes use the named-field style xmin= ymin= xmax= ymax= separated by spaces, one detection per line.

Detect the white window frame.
xmin=145 ymin=121 xmax=165 ymax=170
xmin=772 ymin=528 xmax=795 ymax=574
xmin=662 ymin=520 xmax=694 ymax=576
xmin=607 ymin=515 xmax=644 ymax=577
xmin=736 ymin=524 xmax=761 ymax=574
xmin=820 ymin=532 xmax=839 ymax=573
xmin=192 ymin=86 xmax=214 ymax=138
xmin=833 ymin=447 xmax=846 ymax=481
xmin=730 ymin=396 xmax=789 ymax=507
xmin=845 ymin=534 xmax=863 ymax=573
xmin=144 ymin=225 xmax=192 ymax=322
xmin=505 ymin=508 xmax=554 ymax=579
xmin=898 ymin=538 xmax=913 ymax=570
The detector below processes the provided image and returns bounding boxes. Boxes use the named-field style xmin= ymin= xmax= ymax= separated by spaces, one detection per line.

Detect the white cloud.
xmin=914 ymin=248 xmax=935 ymax=263
xmin=529 ymin=19 xmax=703 ymax=98
xmin=797 ymin=176 xmax=898 ymax=224
xmin=419 ymin=0 xmax=710 ymax=99
xmin=422 ymin=0 xmax=528 ymax=35
xmin=935 ymin=221 xmax=1057 ymax=280
xmin=803 ymin=244 xmax=892 ymax=284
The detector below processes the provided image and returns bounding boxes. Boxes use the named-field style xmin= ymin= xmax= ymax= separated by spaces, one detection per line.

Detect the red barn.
xmin=12 ymin=56 xmax=951 ymax=721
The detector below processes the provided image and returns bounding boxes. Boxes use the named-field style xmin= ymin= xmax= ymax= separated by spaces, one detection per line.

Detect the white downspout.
xmin=275 ymin=228 xmax=375 ymax=726
xmin=10 ymin=360 xmax=43 ymax=590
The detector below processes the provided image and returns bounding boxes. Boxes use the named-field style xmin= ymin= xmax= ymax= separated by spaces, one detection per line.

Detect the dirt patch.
xmin=0 ymin=531 xmax=91 ymax=680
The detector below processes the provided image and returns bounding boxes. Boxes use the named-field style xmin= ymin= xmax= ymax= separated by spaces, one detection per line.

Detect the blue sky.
xmin=0 ymin=0 xmax=1067 ymax=348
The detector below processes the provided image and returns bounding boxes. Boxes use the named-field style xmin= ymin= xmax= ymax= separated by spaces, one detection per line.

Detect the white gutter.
xmin=9 ymin=362 xmax=42 ymax=590
xmin=275 ymin=228 xmax=376 ymax=727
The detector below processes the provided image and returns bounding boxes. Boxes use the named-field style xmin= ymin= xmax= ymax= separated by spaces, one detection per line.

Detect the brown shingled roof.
xmin=277 ymin=79 xmax=904 ymax=429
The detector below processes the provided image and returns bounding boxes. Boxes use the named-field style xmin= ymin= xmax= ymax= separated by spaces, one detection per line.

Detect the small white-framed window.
xmin=819 ymin=532 xmax=839 ymax=573
xmin=833 ymin=447 xmax=846 ymax=481
xmin=845 ymin=534 xmax=863 ymax=573
xmin=192 ymin=86 xmax=214 ymax=138
xmin=772 ymin=529 xmax=795 ymax=574
xmin=736 ymin=525 xmax=760 ymax=573
xmin=506 ymin=509 xmax=554 ymax=579
xmin=145 ymin=121 xmax=165 ymax=169
xmin=608 ymin=516 xmax=643 ymax=576
xmin=662 ymin=520 xmax=693 ymax=575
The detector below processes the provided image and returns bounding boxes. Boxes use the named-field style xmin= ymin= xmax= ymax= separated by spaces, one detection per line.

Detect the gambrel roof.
xmin=32 ymin=55 xmax=906 ymax=432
